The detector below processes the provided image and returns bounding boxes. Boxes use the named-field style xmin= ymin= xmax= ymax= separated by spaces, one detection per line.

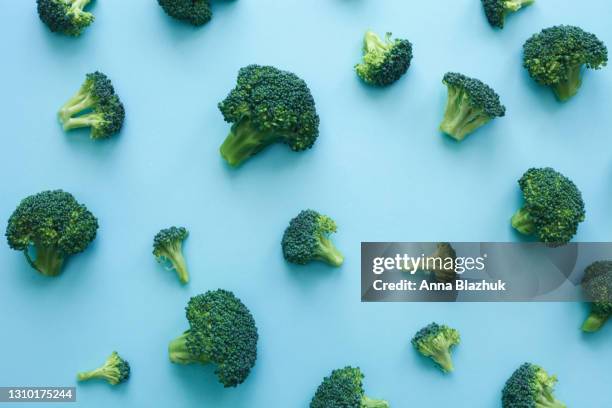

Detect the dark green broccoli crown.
xmin=482 ymin=0 xmax=534 ymax=29
xmin=91 ymin=95 xmax=125 ymax=139
xmin=411 ymin=322 xmax=460 ymax=348
xmin=281 ymin=209 xmax=337 ymax=264
xmin=355 ymin=31 xmax=413 ymax=86
xmin=107 ymin=351 xmax=131 ymax=384
xmin=310 ymin=366 xmax=364 ymax=408
xmin=153 ymin=226 xmax=189 ymax=254
xmin=219 ymin=65 xmax=320 ymax=151
xmin=37 ymin=0 xmax=94 ymax=36
xmin=443 ymin=72 xmax=506 ymax=118
xmin=582 ymin=261 xmax=612 ymax=315
xmin=502 ymin=363 xmax=563 ymax=408
xmin=84 ymin=72 xmax=117 ymax=104
xmin=184 ymin=290 xmax=258 ymax=387
xmin=157 ymin=0 xmax=212 ymax=26
xmin=523 ymin=25 xmax=608 ymax=86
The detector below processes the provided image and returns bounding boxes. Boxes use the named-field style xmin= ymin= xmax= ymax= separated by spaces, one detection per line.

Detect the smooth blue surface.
xmin=1 ymin=0 xmax=612 ymax=406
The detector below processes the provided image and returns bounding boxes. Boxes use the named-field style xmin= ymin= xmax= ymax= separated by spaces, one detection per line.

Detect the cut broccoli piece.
xmin=77 ymin=351 xmax=130 ymax=385
xmin=523 ymin=25 xmax=608 ymax=101
xmin=218 ymin=65 xmax=320 ymax=167
xmin=5 ymin=190 xmax=98 ymax=277
xmin=153 ymin=226 xmax=190 ymax=284
xmin=482 ymin=0 xmax=534 ymax=29
xmin=355 ymin=31 xmax=413 ymax=86
xmin=412 ymin=322 xmax=460 ymax=373
xmin=511 ymin=167 xmax=585 ymax=246
xmin=157 ymin=0 xmax=212 ymax=26
xmin=581 ymin=261 xmax=612 ymax=332
xmin=403 ymin=243 xmax=457 ymax=283
xmin=310 ymin=366 xmax=389 ymax=408
xmin=37 ymin=0 xmax=94 ymax=36
xmin=502 ymin=363 xmax=565 ymax=408
xmin=281 ymin=209 xmax=344 ymax=267
xmin=168 ymin=289 xmax=258 ymax=387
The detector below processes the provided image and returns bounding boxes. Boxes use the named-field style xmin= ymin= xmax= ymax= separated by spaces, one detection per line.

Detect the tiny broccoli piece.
xmin=157 ymin=0 xmax=212 ymax=26
xmin=281 ymin=209 xmax=344 ymax=267
xmin=412 ymin=322 xmax=460 ymax=373
xmin=168 ymin=289 xmax=258 ymax=387
xmin=511 ymin=167 xmax=585 ymax=246
xmin=502 ymin=363 xmax=565 ymax=408
xmin=218 ymin=65 xmax=320 ymax=167
xmin=403 ymin=243 xmax=457 ymax=283
xmin=77 ymin=351 xmax=130 ymax=385
xmin=310 ymin=366 xmax=389 ymax=408
xmin=523 ymin=25 xmax=608 ymax=101
xmin=581 ymin=261 xmax=612 ymax=332
xmin=482 ymin=0 xmax=534 ymax=29
xmin=153 ymin=226 xmax=190 ymax=284
xmin=355 ymin=31 xmax=413 ymax=86
xmin=5 ymin=190 xmax=98 ymax=277
xmin=37 ymin=0 xmax=94 ymax=36
xmin=439 ymin=72 xmax=505 ymax=141
xmin=59 ymin=72 xmax=125 ymax=139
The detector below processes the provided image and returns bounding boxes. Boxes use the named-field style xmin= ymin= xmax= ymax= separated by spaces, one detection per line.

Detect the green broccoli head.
xmin=5 ymin=190 xmax=98 ymax=277
xmin=37 ymin=0 xmax=94 ymax=36
xmin=218 ymin=65 xmax=320 ymax=167
xmin=502 ymin=363 xmax=565 ymax=408
xmin=523 ymin=25 xmax=608 ymax=101
xmin=168 ymin=289 xmax=258 ymax=387
xmin=281 ymin=209 xmax=344 ymax=267
xmin=77 ymin=351 xmax=130 ymax=385
xmin=511 ymin=167 xmax=585 ymax=246
xmin=481 ymin=0 xmax=534 ymax=29
xmin=355 ymin=31 xmax=413 ymax=86
xmin=310 ymin=366 xmax=389 ymax=408
xmin=439 ymin=72 xmax=505 ymax=141
xmin=59 ymin=72 xmax=125 ymax=140
xmin=157 ymin=0 xmax=212 ymax=26
xmin=153 ymin=226 xmax=190 ymax=284
xmin=581 ymin=261 xmax=612 ymax=332
xmin=411 ymin=322 xmax=460 ymax=373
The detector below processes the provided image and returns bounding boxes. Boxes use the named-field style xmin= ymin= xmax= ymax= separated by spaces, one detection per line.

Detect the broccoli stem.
xmin=511 ymin=208 xmax=536 ymax=235
xmin=77 ymin=367 xmax=109 ymax=382
xmin=62 ymin=113 xmax=101 ymax=131
xmin=361 ymin=395 xmax=390 ymax=408
xmin=363 ymin=31 xmax=390 ymax=54
xmin=25 ymin=244 xmax=64 ymax=277
xmin=70 ymin=0 xmax=91 ymax=13
xmin=582 ymin=312 xmax=609 ymax=332
xmin=432 ymin=349 xmax=454 ymax=372
xmin=220 ymin=120 xmax=278 ymax=166
xmin=536 ymin=394 xmax=567 ymax=408
xmin=314 ymin=236 xmax=344 ymax=266
xmin=168 ymin=332 xmax=210 ymax=364
xmin=504 ymin=0 xmax=535 ymax=12
xmin=439 ymin=89 xmax=491 ymax=140
xmin=162 ymin=244 xmax=189 ymax=284
xmin=552 ymin=65 xmax=582 ymax=102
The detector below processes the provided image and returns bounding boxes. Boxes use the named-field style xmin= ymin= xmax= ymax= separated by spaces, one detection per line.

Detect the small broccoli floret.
xmin=218 ymin=65 xmax=320 ymax=167
xmin=5 ymin=190 xmax=98 ymax=277
xmin=310 ymin=366 xmax=389 ymax=408
xmin=403 ymin=243 xmax=457 ymax=283
xmin=157 ymin=0 xmax=212 ymax=26
xmin=168 ymin=289 xmax=258 ymax=387
xmin=281 ymin=209 xmax=344 ymax=267
xmin=412 ymin=322 xmax=460 ymax=373
xmin=37 ymin=0 xmax=94 ymax=36
xmin=355 ymin=31 xmax=413 ymax=86
xmin=581 ymin=261 xmax=612 ymax=332
xmin=482 ymin=0 xmax=534 ymax=29
xmin=77 ymin=351 xmax=130 ymax=385
xmin=502 ymin=363 xmax=565 ymax=408
xmin=59 ymin=72 xmax=125 ymax=140
xmin=153 ymin=226 xmax=190 ymax=284
xmin=439 ymin=72 xmax=505 ymax=141
xmin=511 ymin=168 xmax=585 ymax=246
xmin=523 ymin=25 xmax=608 ymax=101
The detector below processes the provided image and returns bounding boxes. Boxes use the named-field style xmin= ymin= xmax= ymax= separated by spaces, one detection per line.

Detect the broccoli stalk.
xmin=220 ymin=120 xmax=277 ymax=167
xmin=168 ymin=331 xmax=210 ymax=364
xmin=77 ymin=352 xmax=130 ymax=385
xmin=412 ymin=322 xmax=460 ymax=373
xmin=552 ymin=65 xmax=582 ymax=102
xmin=582 ymin=313 xmax=608 ymax=332
xmin=510 ymin=208 xmax=535 ymax=235
xmin=361 ymin=396 xmax=389 ymax=408
xmin=25 ymin=243 xmax=65 ymax=277
xmin=153 ymin=227 xmax=190 ymax=284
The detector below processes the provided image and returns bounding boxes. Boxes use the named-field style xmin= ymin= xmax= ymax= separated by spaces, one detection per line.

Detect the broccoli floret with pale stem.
xmin=157 ymin=0 xmax=212 ymax=26
xmin=37 ymin=0 xmax=94 ymax=36
xmin=412 ymin=322 xmax=460 ymax=373
xmin=153 ymin=226 xmax=190 ymax=284
xmin=581 ymin=261 xmax=612 ymax=332
xmin=502 ymin=363 xmax=565 ymax=408
xmin=482 ymin=0 xmax=534 ymax=29
xmin=77 ymin=352 xmax=130 ymax=385
xmin=310 ymin=366 xmax=389 ymax=408
xmin=403 ymin=243 xmax=457 ymax=283
xmin=355 ymin=31 xmax=413 ymax=86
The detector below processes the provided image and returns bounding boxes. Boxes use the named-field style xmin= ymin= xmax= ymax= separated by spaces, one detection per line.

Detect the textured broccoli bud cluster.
xmin=355 ymin=31 xmax=413 ymax=86
xmin=482 ymin=0 xmax=535 ymax=29
xmin=37 ymin=0 xmax=94 ymax=36
xmin=581 ymin=261 xmax=612 ymax=332
xmin=411 ymin=322 xmax=460 ymax=373
xmin=157 ymin=0 xmax=213 ymax=26
xmin=502 ymin=363 xmax=566 ymax=408
xmin=310 ymin=366 xmax=389 ymax=408
xmin=153 ymin=226 xmax=190 ymax=284
xmin=77 ymin=351 xmax=131 ymax=385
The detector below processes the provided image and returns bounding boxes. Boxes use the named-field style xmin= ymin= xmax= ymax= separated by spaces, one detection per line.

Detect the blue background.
xmin=1 ymin=0 xmax=611 ymax=406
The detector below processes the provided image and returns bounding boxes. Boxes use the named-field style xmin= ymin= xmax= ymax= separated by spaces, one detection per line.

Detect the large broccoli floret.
xmin=310 ymin=366 xmax=389 ymax=408
xmin=5 ymin=190 xmax=98 ymax=277
xmin=37 ymin=0 xmax=94 ymax=36
xmin=581 ymin=261 xmax=612 ymax=333
xmin=355 ymin=31 xmax=413 ymax=86
xmin=157 ymin=0 xmax=212 ymax=26
xmin=439 ymin=72 xmax=505 ymax=141
xmin=482 ymin=0 xmax=534 ymax=29
xmin=168 ymin=289 xmax=258 ymax=387
xmin=523 ymin=25 xmax=608 ymax=101
xmin=511 ymin=168 xmax=585 ymax=246
xmin=153 ymin=226 xmax=190 ymax=284
xmin=218 ymin=65 xmax=320 ymax=167
xmin=59 ymin=72 xmax=125 ymax=140
xmin=502 ymin=363 xmax=566 ymax=408
xmin=77 ymin=351 xmax=130 ymax=385
xmin=411 ymin=322 xmax=460 ymax=373
xmin=281 ymin=209 xmax=344 ymax=267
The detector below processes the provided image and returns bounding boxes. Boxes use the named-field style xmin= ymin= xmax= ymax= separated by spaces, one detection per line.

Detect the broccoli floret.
xmin=439 ymin=72 xmax=505 ymax=141
xmin=482 ymin=0 xmax=534 ymax=29
xmin=37 ymin=0 xmax=94 ymax=36
xmin=153 ymin=226 xmax=190 ymax=284
xmin=355 ymin=31 xmax=413 ymax=86
xmin=157 ymin=0 xmax=212 ymax=26
xmin=58 ymin=72 xmax=125 ymax=140
xmin=411 ymin=322 xmax=460 ymax=373
xmin=5 ymin=190 xmax=98 ymax=277
xmin=523 ymin=25 xmax=608 ymax=101
xmin=218 ymin=65 xmax=320 ymax=167
xmin=77 ymin=351 xmax=130 ymax=385
xmin=168 ymin=289 xmax=258 ymax=387
xmin=310 ymin=366 xmax=389 ymax=408
xmin=403 ymin=243 xmax=457 ymax=283
xmin=581 ymin=261 xmax=612 ymax=332
xmin=502 ymin=363 xmax=565 ymax=408
xmin=511 ymin=168 xmax=585 ymax=246
xmin=281 ymin=209 xmax=344 ymax=267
